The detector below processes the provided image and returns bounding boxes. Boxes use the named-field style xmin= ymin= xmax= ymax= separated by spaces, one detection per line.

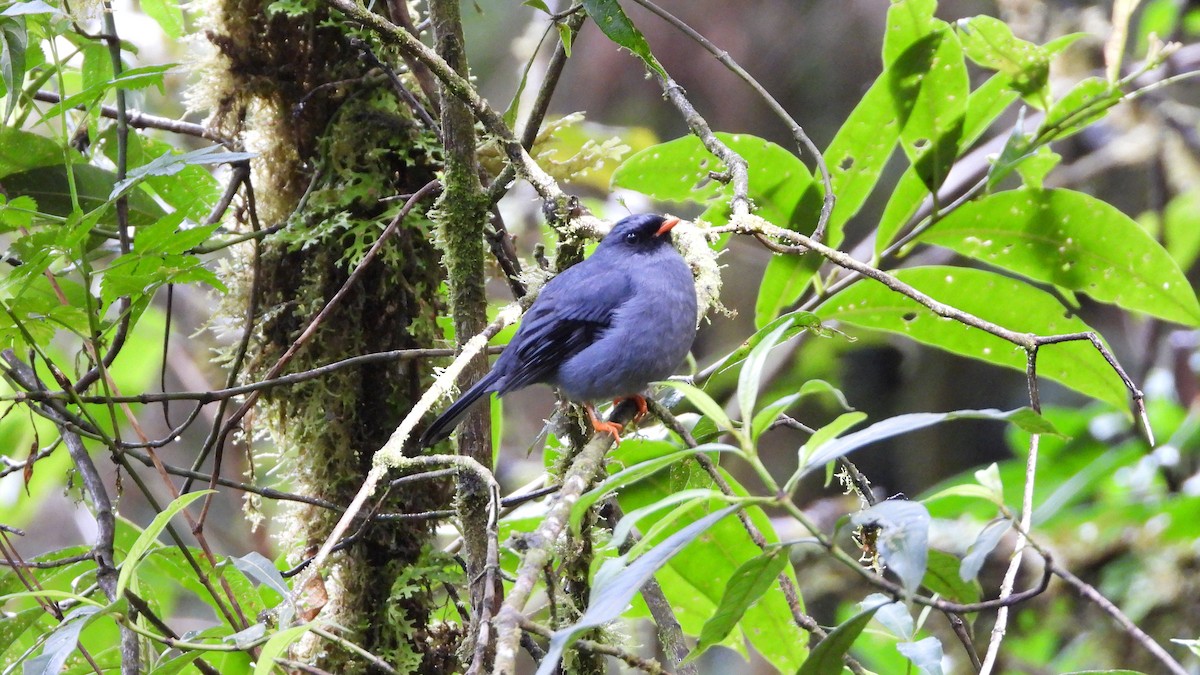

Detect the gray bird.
xmin=419 ymin=213 xmax=698 ymax=446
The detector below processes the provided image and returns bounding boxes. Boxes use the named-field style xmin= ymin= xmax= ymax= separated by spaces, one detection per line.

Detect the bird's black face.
xmin=601 ymin=214 xmax=681 ymax=252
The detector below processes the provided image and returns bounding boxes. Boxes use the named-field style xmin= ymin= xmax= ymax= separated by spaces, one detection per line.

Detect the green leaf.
xmin=657 ymin=381 xmax=734 ymax=431
xmin=573 ymin=443 xmax=738 ymax=533
xmin=619 ymin=464 xmax=806 ymax=672
xmin=919 ymin=188 xmax=1200 ymax=326
xmin=116 ymin=490 xmax=213 ymax=597
xmin=798 ymin=411 xmax=867 ymax=470
xmin=688 ymin=548 xmax=791 ymax=663
xmin=875 ymin=72 xmax=1019 ymax=256
xmin=852 ymin=500 xmax=930 ymax=596
xmin=815 ymin=266 xmax=1130 ymax=409
xmin=610 ymin=488 xmax=725 ymax=549
xmin=41 ymin=64 xmax=175 ymax=119
xmin=922 ymin=549 xmax=981 ymax=604
xmin=0 ymin=127 xmax=68 ymax=178
xmin=2 ymin=163 xmax=167 ymax=226
xmin=956 ymin=15 xmax=1050 ymax=106
xmin=581 ymin=0 xmax=664 ymax=78
xmin=140 ymin=0 xmax=186 ymax=38
xmin=822 ymin=75 xmax=900 ymax=250
xmin=1165 ymin=190 xmax=1200 ymax=269
xmin=0 ymin=607 xmax=42 ymax=661
xmin=1038 ymin=76 xmax=1120 ymax=142
xmin=111 ymin=145 xmax=254 ymax=201
xmin=710 ymin=311 xmax=823 ymax=378
xmin=252 ymin=624 xmax=315 ymax=675
xmin=1 ymin=16 xmax=28 ymax=120
xmin=802 ymin=408 xmax=1059 ymax=476
xmin=796 ymin=600 xmax=886 ymax=675
xmin=887 ymin=24 xmax=968 ymax=192
xmin=960 ymin=519 xmax=1011 ymax=581
xmin=538 ymin=505 xmax=742 ymax=675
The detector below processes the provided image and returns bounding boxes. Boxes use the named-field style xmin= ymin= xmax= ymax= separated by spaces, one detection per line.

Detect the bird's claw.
xmin=586 ymin=404 xmax=625 ymax=446
xmin=611 ymin=395 xmax=650 ymax=423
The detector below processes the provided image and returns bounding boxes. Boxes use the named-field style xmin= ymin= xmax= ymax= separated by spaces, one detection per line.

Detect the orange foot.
xmin=611 ymin=395 xmax=649 ymax=423
xmin=586 ymin=403 xmax=625 ymax=445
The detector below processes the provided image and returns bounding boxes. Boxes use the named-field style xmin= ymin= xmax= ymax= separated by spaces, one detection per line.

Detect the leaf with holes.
xmin=815 ymin=266 xmax=1130 ymax=409
xmin=919 ymin=189 xmax=1200 ymax=326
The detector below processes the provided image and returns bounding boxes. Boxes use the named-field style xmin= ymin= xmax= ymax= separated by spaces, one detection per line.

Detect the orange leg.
xmin=586 ymin=403 xmax=625 ymax=445
xmin=611 ymin=395 xmax=650 ymax=423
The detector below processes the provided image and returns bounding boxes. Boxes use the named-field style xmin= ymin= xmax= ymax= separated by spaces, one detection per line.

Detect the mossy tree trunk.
xmin=201 ymin=2 xmax=457 ymax=671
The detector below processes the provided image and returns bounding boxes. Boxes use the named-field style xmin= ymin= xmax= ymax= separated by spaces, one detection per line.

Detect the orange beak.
xmin=655 ymin=216 xmax=682 ymax=236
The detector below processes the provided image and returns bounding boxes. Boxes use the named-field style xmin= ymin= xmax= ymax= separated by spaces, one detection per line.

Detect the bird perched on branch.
xmin=419 ymin=213 xmax=698 ymax=447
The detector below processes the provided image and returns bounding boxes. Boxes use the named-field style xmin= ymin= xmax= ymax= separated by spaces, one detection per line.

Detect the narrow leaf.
xmin=959 ymin=519 xmax=1011 ymax=581
xmin=117 ymin=490 xmax=213 ymax=596
xmin=802 ymin=408 xmax=1058 ymax=475
xmin=571 ymin=443 xmax=738 ymax=533
xmin=796 ymin=599 xmax=887 ymax=675
xmin=738 ymin=317 xmax=794 ymax=422
xmin=581 ymin=0 xmax=665 ymax=78
xmin=23 ymin=606 xmax=101 ymax=675
xmin=537 ymin=505 xmax=742 ymax=675
xmin=252 ymin=624 xmax=314 ymax=675
xmin=657 ymin=381 xmax=734 ymax=431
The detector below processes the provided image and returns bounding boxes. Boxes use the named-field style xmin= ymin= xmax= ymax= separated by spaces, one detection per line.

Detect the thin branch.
xmin=32 ymin=90 xmax=230 ymax=144
xmin=520 ymin=618 xmax=669 ymax=674
xmin=630 ymin=0 xmax=835 ymax=240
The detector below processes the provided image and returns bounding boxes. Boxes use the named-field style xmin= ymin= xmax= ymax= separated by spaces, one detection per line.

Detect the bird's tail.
xmin=418 ymin=370 xmax=502 ymax=447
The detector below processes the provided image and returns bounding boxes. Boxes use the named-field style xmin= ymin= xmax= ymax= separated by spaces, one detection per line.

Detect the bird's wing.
xmin=500 ymin=265 xmax=632 ymax=392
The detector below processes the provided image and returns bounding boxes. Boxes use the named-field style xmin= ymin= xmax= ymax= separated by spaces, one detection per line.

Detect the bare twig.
xmin=32 ymin=90 xmax=230 ymax=144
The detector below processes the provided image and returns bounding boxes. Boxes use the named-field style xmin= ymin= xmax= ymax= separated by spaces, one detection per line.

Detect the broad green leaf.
xmin=1 ymin=16 xmax=28 ymax=120
xmin=875 ymin=72 xmax=1020 ymax=256
xmin=147 ymin=652 xmax=203 ymax=674
xmin=922 ymin=549 xmax=981 ymax=604
xmin=570 ymin=443 xmax=739 ymax=533
xmin=81 ymin=43 xmax=112 ymax=94
xmin=866 ymin=593 xmax=913 ymax=639
xmin=822 ymin=74 xmax=899 ymax=247
xmin=815 ymin=266 xmax=1130 ymax=409
xmin=897 ymin=636 xmax=945 ymax=675
xmin=956 ymin=15 xmax=1050 ymax=106
xmin=738 ymin=317 xmax=794 ymax=421
xmin=140 ymin=0 xmax=185 ymax=37
xmin=960 ymin=518 xmax=1011 ymax=581
xmin=688 ymin=549 xmax=791 ymax=663
xmin=796 ymin=600 xmax=886 ymax=675
xmin=1164 ymin=189 xmax=1200 ymax=269
xmin=117 ymin=490 xmax=213 ymax=596
xmin=801 ymin=408 xmax=1059 ymax=476
xmin=0 ymin=607 xmax=42 ymax=661
xmin=919 ymin=188 xmax=1200 ymax=326
xmin=0 ymin=127 xmax=65 ymax=178
xmin=110 ymin=145 xmax=254 ymax=202
xmin=887 ymin=24 xmax=968 ymax=192
xmin=612 ymin=132 xmax=814 ymax=228
xmin=882 ymin=0 xmax=938 ymax=64
xmin=1038 ymin=76 xmax=1120 ymax=142
xmin=537 ymin=505 xmax=742 ymax=675
xmin=2 ymin=163 xmax=167 ymax=226
xmin=581 ymin=0 xmax=665 ymax=78
xmin=851 ymin=500 xmax=930 ymax=596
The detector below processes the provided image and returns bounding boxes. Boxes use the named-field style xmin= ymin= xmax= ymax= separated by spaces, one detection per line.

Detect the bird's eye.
xmin=624 ymin=232 xmax=638 ymax=243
